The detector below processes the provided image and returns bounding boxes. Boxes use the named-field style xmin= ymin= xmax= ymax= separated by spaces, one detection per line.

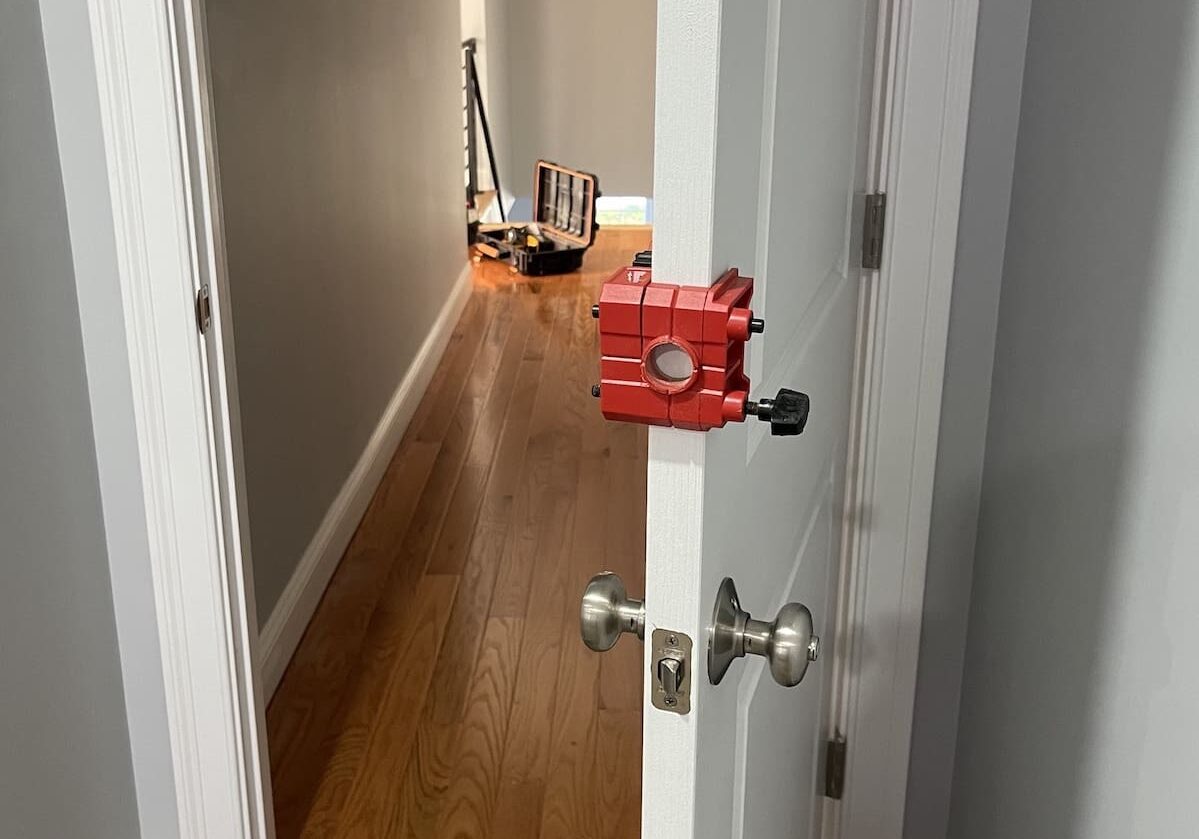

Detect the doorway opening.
xmin=201 ymin=1 xmax=655 ymax=835
xmin=264 ymin=229 xmax=650 ymax=838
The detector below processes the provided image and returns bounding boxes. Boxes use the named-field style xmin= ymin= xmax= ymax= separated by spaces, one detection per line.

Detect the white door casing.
xmin=49 ymin=0 xmax=274 ymax=833
xmin=171 ymin=0 xmax=275 ymax=833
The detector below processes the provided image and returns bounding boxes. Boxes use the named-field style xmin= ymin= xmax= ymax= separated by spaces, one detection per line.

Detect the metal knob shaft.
xmin=708 ymin=577 xmax=820 ymax=687
xmin=580 ymin=572 xmax=645 ymax=652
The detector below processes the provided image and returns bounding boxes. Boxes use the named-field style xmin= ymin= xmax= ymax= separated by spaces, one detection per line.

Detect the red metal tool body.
xmin=596 ymin=266 xmax=757 ymax=431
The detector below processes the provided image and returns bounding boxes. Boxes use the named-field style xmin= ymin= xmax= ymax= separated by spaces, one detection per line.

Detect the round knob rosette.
xmin=708 ymin=577 xmax=819 ymax=687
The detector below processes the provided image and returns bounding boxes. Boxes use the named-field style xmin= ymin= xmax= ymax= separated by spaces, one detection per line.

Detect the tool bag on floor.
xmin=475 ymin=160 xmax=600 ymax=276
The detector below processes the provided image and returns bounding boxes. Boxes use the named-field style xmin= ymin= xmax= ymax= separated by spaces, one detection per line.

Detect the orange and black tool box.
xmin=475 ymin=160 xmax=600 ymax=276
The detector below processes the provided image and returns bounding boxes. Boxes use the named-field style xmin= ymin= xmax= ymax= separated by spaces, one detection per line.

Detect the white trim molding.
xmin=55 ymin=0 xmax=266 ymax=834
xmin=259 ymin=264 xmax=472 ymax=697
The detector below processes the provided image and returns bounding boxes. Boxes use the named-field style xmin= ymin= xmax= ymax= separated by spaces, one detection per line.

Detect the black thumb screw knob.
xmin=746 ymin=388 xmax=810 ymax=436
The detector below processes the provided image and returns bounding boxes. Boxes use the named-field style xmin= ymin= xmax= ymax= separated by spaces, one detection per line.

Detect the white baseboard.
xmin=258 ymin=263 xmax=472 ymax=698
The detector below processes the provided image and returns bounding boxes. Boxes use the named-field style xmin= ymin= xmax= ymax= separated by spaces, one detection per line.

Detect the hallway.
xmin=266 ymin=228 xmax=650 ymax=838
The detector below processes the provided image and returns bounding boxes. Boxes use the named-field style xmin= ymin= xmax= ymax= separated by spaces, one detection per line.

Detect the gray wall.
xmin=0 ymin=0 xmax=141 ymax=835
xmin=37 ymin=0 xmax=182 ymax=828
xmin=949 ymin=0 xmax=1199 ymax=836
xmin=903 ymin=1 xmax=1032 ymax=835
xmin=204 ymin=0 xmax=469 ymax=622
xmin=498 ymin=0 xmax=656 ymax=197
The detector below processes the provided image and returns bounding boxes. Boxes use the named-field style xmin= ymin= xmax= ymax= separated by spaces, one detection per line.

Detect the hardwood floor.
xmin=267 ymin=228 xmax=651 ymax=839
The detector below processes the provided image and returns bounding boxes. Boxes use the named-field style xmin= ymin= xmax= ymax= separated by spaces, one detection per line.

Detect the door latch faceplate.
xmin=651 ymin=628 xmax=692 ymax=715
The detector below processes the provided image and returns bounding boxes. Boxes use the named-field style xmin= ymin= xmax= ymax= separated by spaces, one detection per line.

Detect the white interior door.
xmin=643 ymin=2 xmax=879 ymax=837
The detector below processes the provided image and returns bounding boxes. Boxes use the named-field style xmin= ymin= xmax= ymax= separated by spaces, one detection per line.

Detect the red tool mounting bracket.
xmin=593 ymin=264 xmax=811 ymax=436
xmin=594 ymin=266 xmax=760 ymax=431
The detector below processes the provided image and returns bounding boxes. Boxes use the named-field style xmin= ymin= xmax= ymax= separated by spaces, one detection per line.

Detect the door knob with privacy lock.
xmin=708 ymin=577 xmax=820 ymax=687
xmin=580 ymin=572 xmax=645 ymax=652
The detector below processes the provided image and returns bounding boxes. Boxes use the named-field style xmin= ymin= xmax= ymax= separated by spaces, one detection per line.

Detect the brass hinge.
xmin=195 ymin=284 xmax=212 ymax=334
xmin=824 ymin=733 xmax=847 ymax=799
xmin=861 ymin=192 xmax=887 ymax=270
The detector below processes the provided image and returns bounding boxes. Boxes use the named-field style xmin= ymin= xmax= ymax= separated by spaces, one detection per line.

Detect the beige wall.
xmin=205 ymin=0 xmax=467 ymax=622
xmin=499 ymin=0 xmax=656 ymax=198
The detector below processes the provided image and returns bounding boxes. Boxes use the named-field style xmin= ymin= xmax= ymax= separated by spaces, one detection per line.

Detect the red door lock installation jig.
xmin=592 ymin=262 xmax=810 ymax=436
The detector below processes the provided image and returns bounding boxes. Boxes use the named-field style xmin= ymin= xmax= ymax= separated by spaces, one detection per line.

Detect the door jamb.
xmin=827 ymin=0 xmax=981 ymax=836
xmin=61 ymin=0 xmax=981 ymax=832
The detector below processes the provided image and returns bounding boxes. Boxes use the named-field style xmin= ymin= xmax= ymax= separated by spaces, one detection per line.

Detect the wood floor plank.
xmin=268 ymin=290 xmax=499 ymax=836
xmin=409 ymin=290 xmax=516 ymax=538
xmin=300 ymin=573 xmax=458 ymax=838
xmin=413 ymin=290 xmax=506 ymax=443
xmin=425 ymin=302 xmax=563 ymax=719
xmin=598 ymin=428 xmax=647 ymax=714
xmin=424 ymin=308 xmax=532 ymax=577
xmin=595 ymin=710 xmax=642 ymax=839
xmin=401 ymin=293 xmax=494 ymax=454
xmin=489 ymin=274 xmax=603 ymax=837
xmin=433 ymin=617 xmax=524 ymax=839
xmin=388 ymin=294 xmax=568 ymax=839
xmin=392 ymin=711 xmax=457 ymax=839
xmin=538 ymin=451 xmax=611 ymax=838
xmin=486 ymin=492 xmax=578 ymax=838
xmin=487 ymin=290 xmax=581 ymax=620
xmin=288 ymin=297 xmax=518 ymax=837
xmin=484 ymin=438 xmax=583 ymax=833
xmin=267 ymin=439 xmax=441 ymax=839
xmin=537 ymin=323 xmax=619 ymax=839
xmin=537 ymin=640 xmax=602 ymax=839
xmin=434 ymin=294 xmax=559 ymax=572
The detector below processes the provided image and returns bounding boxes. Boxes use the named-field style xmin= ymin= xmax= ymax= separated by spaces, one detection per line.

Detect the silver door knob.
xmin=708 ymin=577 xmax=820 ymax=687
xmin=580 ymin=572 xmax=645 ymax=652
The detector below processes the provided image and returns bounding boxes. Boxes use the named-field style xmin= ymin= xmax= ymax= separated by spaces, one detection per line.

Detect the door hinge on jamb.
xmin=861 ymin=192 xmax=887 ymax=270
xmin=196 ymin=284 xmax=212 ymax=334
xmin=824 ymin=732 xmax=848 ymax=799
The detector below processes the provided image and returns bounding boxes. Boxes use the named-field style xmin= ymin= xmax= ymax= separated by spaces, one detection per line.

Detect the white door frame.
xmin=59 ymin=0 xmax=979 ymax=834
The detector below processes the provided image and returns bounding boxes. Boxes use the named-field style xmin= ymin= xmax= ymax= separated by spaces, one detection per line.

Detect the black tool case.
xmin=476 ymin=160 xmax=600 ymax=276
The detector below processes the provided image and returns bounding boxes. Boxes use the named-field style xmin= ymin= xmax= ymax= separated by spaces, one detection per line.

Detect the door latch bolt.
xmin=651 ymin=628 xmax=692 ymax=715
